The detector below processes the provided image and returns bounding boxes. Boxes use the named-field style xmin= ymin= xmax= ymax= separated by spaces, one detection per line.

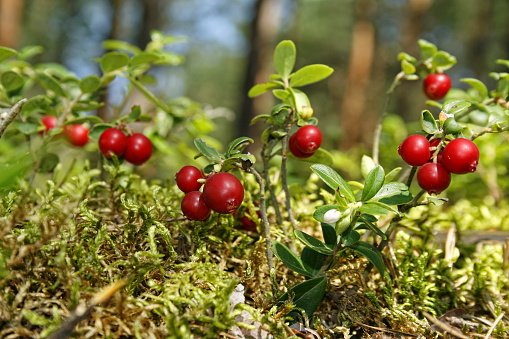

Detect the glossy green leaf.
xmin=64 ymin=116 xmax=103 ymax=125
xmin=348 ymin=241 xmax=385 ymax=275
xmin=371 ymin=182 xmax=413 ymax=205
xmin=359 ymin=203 xmax=391 ymax=216
xmin=290 ymin=64 xmax=333 ymax=87
xmin=271 ymin=103 xmax=291 ymax=125
xmin=289 ymin=148 xmax=334 ymax=166
xmin=401 ymin=59 xmax=415 ymax=75
xmin=287 ymin=87 xmax=311 ymax=115
xmin=89 ymin=123 xmax=112 ymax=141
xmin=432 ymin=51 xmax=457 ymax=71
xmin=279 ymin=276 xmax=327 ymax=322
xmin=361 ymin=155 xmax=376 ymax=179
xmin=21 ymin=95 xmax=51 ymax=117
xmin=273 ymin=40 xmax=296 ymax=80
xmin=100 ymin=52 xmax=130 ymax=73
xmin=225 ymin=137 xmax=253 ymax=157
xmin=79 ymin=75 xmax=101 ymax=93
xmin=359 ymin=215 xmax=387 ymax=240
xmin=0 ymin=46 xmax=17 ymax=62
xmin=397 ymin=52 xmax=417 ymax=63
xmin=384 ymin=167 xmax=402 ymax=183
xmin=418 ymin=39 xmax=437 ymax=60
xmin=129 ymin=52 xmax=160 ymax=67
xmin=311 ymin=164 xmax=355 ymax=203
xmin=36 ymin=71 xmax=68 ymax=97
xmin=313 ymin=205 xmax=345 ymax=223
xmin=1 ymin=71 xmax=24 ymax=91
xmin=420 ymin=110 xmax=438 ymax=134
xmin=443 ymin=117 xmax=463 ymax=134
xmin=250 ymin=114 xmax=272 ymax=125
xmin=300 ymin=247 xmax=329 ymax=277
xmin=442 ymin=99 xmax=471 ymax=115
xmin=193 ymin=138 xmax=222 ymax=162
xmin=272 ymin=241 xmax=312 ymax=277
xmin=321 ymin=223 xmax=337 ymax=247
xmin=248 ymin=82 xmax=281 ymax=98
xmin=15 ymin=121 xmax=38 ymax=135
xmin=103 ymin=39 xmax=142 ymax=55
xmin=460 ymin=78 xmax=488 ymax=100
xmin=361 ymin=166 xmax=385 ymax=202
xmin=294 ymin=230 xmax=334 ymax=255
xmin=273 ymin=89 xmax=290 ymax=100
xmin=341 ymin=228 xmax=360 ymax=246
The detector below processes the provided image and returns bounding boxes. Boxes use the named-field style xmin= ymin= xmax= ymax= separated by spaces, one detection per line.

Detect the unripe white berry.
xmin=323 ymin=209 xmax=341 ymax=223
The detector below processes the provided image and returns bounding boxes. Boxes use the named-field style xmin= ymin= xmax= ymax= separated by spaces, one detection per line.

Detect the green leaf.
xmin=20 ymin=95 xmax=51 ymax=117
xmin=443 ymin=117 xmax=463 ymax=134
xmin=0 ymin=156 xmax=32 ymax=191
xmin=294 ymin=230 xmax=334 ymax=255
xmin=348 ymin=241 xmax=385 ymax=275
xmin=273 ymin=89 xmax=290 ymax=100
xmin=311 ymin=164 xmax=355 ymax=203
xmin=289 ymin=64 xmax=333 ymax=87
xmin=64 ymin=116 xmax=103 ymax=125
xmin=361 ymin=166 xmax=385 ymax=202
xmin=359 ymin=215 xmax=387 ymax=240
xmin=272 ymin=241 xmax=312 ymax=277
xmin=103 ymin=39 xmax=142 ymax=55
xmin=301 ymin=247 xmax=329 ymax=277
xmin=341 ymin=228 xmax=360 ymax=246
xmin=271 ymin=103 xmax=292 ymax=125
xmin=0 ymin=46 xmax=17 ymax=62
xmin=361 ymin=155 xmax=376 ymax=179
xmin=384 ymin=167 xmax=402 ymax=183
xmin=1 ymin=71 xmax=24 ymax=91
xmin=193 ymin=138 xmax=222 ymax=162
xmin=426 ymin=197 xmax=448 ymax=206
xmin=321 ymin=223 xmax=337 ymax=247
xmin=129 ymin=52 xmax=160 ymax=67
xmin=250 ymin=114 xmax=272 ymax=125
xmin=79 ymin=75 xmax=101 ymax=93
xmin=432 ymin=51 xmax=457 ymax=71
xmin=420 ymin=110 xmax=438 ymax=134
xmin=442 ymin=99 xmax=472 ymax=115
xmin=273 ymin=40 xmax=296 ymax=80
xmin=225 ymin=137 xmax=253 ymax=157
xmin=15 ymin=121 xmax=38 ymax=134
xmin=460 ymin=78 xmax=488 ymax=100
xmin=89 ymin=123 xmax=112 ymax=141
xmin=401 ymin=59 xmax=416 ymax=75
xmin=248 ymin=82 xmax=281 ymax=98
xmin=279 ymin=276 xmax=327 ymax=321
xmin=418 ymin=39 xmax=437 ymax=60
xmin=359 ymin=203 xmax=391 ymax=216
xmin=100 ymin=52 xmax=130 ymax=73
xmin=39 ymin=153 xmax=59 ymax=173
xmin=496 ymin=59 xmax=509 ymax=69
xmin=371 ymin=182 xmax=413 ymax=205
xmin=36 ymin=71 xmax=68 ymax=97
xmin=397 ymin=52 xmax=417 ymax=63
xmin=126 ymin=105 xmax=141 ymax=123
xmin=289 ymin=148 xmax=334 ymax=166
xmin=313 ymin=205 xmax=345 ymax=223
xmin=288 ymin=88 xmax=311 ymax=115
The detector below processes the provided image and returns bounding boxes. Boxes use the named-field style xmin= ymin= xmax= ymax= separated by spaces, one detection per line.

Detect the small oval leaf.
xmin=289 ymin=64 xmax=334 ymax=88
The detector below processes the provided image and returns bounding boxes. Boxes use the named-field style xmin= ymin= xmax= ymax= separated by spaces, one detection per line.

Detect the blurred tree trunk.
xmin=236 ymin=0 xmax=283 ymax=140
xmin=137 ymin=0 xmax=162 ymax=49
xmin=338 ymin=0 xmax=375 ymax=149
xmin=0 ymin=0 xmax=25 ymax=48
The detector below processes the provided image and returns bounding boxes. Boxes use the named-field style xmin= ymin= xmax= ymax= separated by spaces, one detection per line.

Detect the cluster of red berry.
xmin=176 ymin=166 xmax=245 ymax=221
xmin=289 ymin=125 xmax=323 ymax=158
xmin=41 ymin=115 xmax=89 ymax=147
xmin=398 ymin=135 xmax=479 ymax=194
xmin=98 ymin=128 xmax=153 ymax=166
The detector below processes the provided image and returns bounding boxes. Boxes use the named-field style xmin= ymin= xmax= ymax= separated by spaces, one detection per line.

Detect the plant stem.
xmin=0 ymin=98 xmax=27 ymax=139
xmin=262 ymin=143 xmax=283 ymax=225
xmin=281 ymin=113 xmax=298 ymax=230
xmin=127 ymin=75 xmax=171 ymax=113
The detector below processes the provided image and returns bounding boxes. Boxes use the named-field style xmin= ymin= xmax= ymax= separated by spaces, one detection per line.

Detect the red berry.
xmin=41 ymin=115 xmax=57 ymax=134
xmin=294 ymin=125 xmax=322 ymax=154
xmin=423 ymin=73 xmax=451 ymax=100
xmin=124 ymin=133 xmax=153 ymax=165
xmin=181 ymin=191 xmax=211 ymax=221
xmin=289 ymin=134 xmax=314 ymax=159
xmin=441 ymin=138 xmax=479 ymax=174
xmin=398 ymin=134 xmax=430 ymax=166
xmin=176 ymin=166 xmax=204 ymax=193
xmin=202 ymin=172 xmax=244 ymax=214
xmin=417 ymin=162 xmax=451 ymax=195
xmin=65 ymin=124 xmax=89 ymax=147
xmin=240 ymin=210 xmax=261 ymax=232
xmin=98 ymin=128 xmax=127 ymax=158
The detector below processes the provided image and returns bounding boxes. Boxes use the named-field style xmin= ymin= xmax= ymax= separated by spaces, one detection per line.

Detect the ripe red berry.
xmin=181 ymin=191 xmax=211 ymax=221
xmin=441 ymin=138 xmax=479 ymax=174
xmin=240 ymin=210 xmax=261 ymax=232
xmin=99 ymin=128 xmax=127 ymax=158
xmin=294 ymin=125 xmax=322 ymax=154
xmin=289 ymin=134 xmax=314 ymax=158
xmin=41 ymin=115 xmax=57 ymax=134
xmin=398 ymin=134 xmax=430 ymax=166
xmin=202 ymin=172 xmax=244 ymax=214
xmin=124 ymin=133 xmax=153 ymax=165
xmin=176 ymin=166 xmax=204 ymax=193
xmin=417 ymin=162 xmax=451 ymax=195
xmin=65 ymin=124 xmax=89 ymax=147
xmin=423 ymin=73 xmax=451 ymax=100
